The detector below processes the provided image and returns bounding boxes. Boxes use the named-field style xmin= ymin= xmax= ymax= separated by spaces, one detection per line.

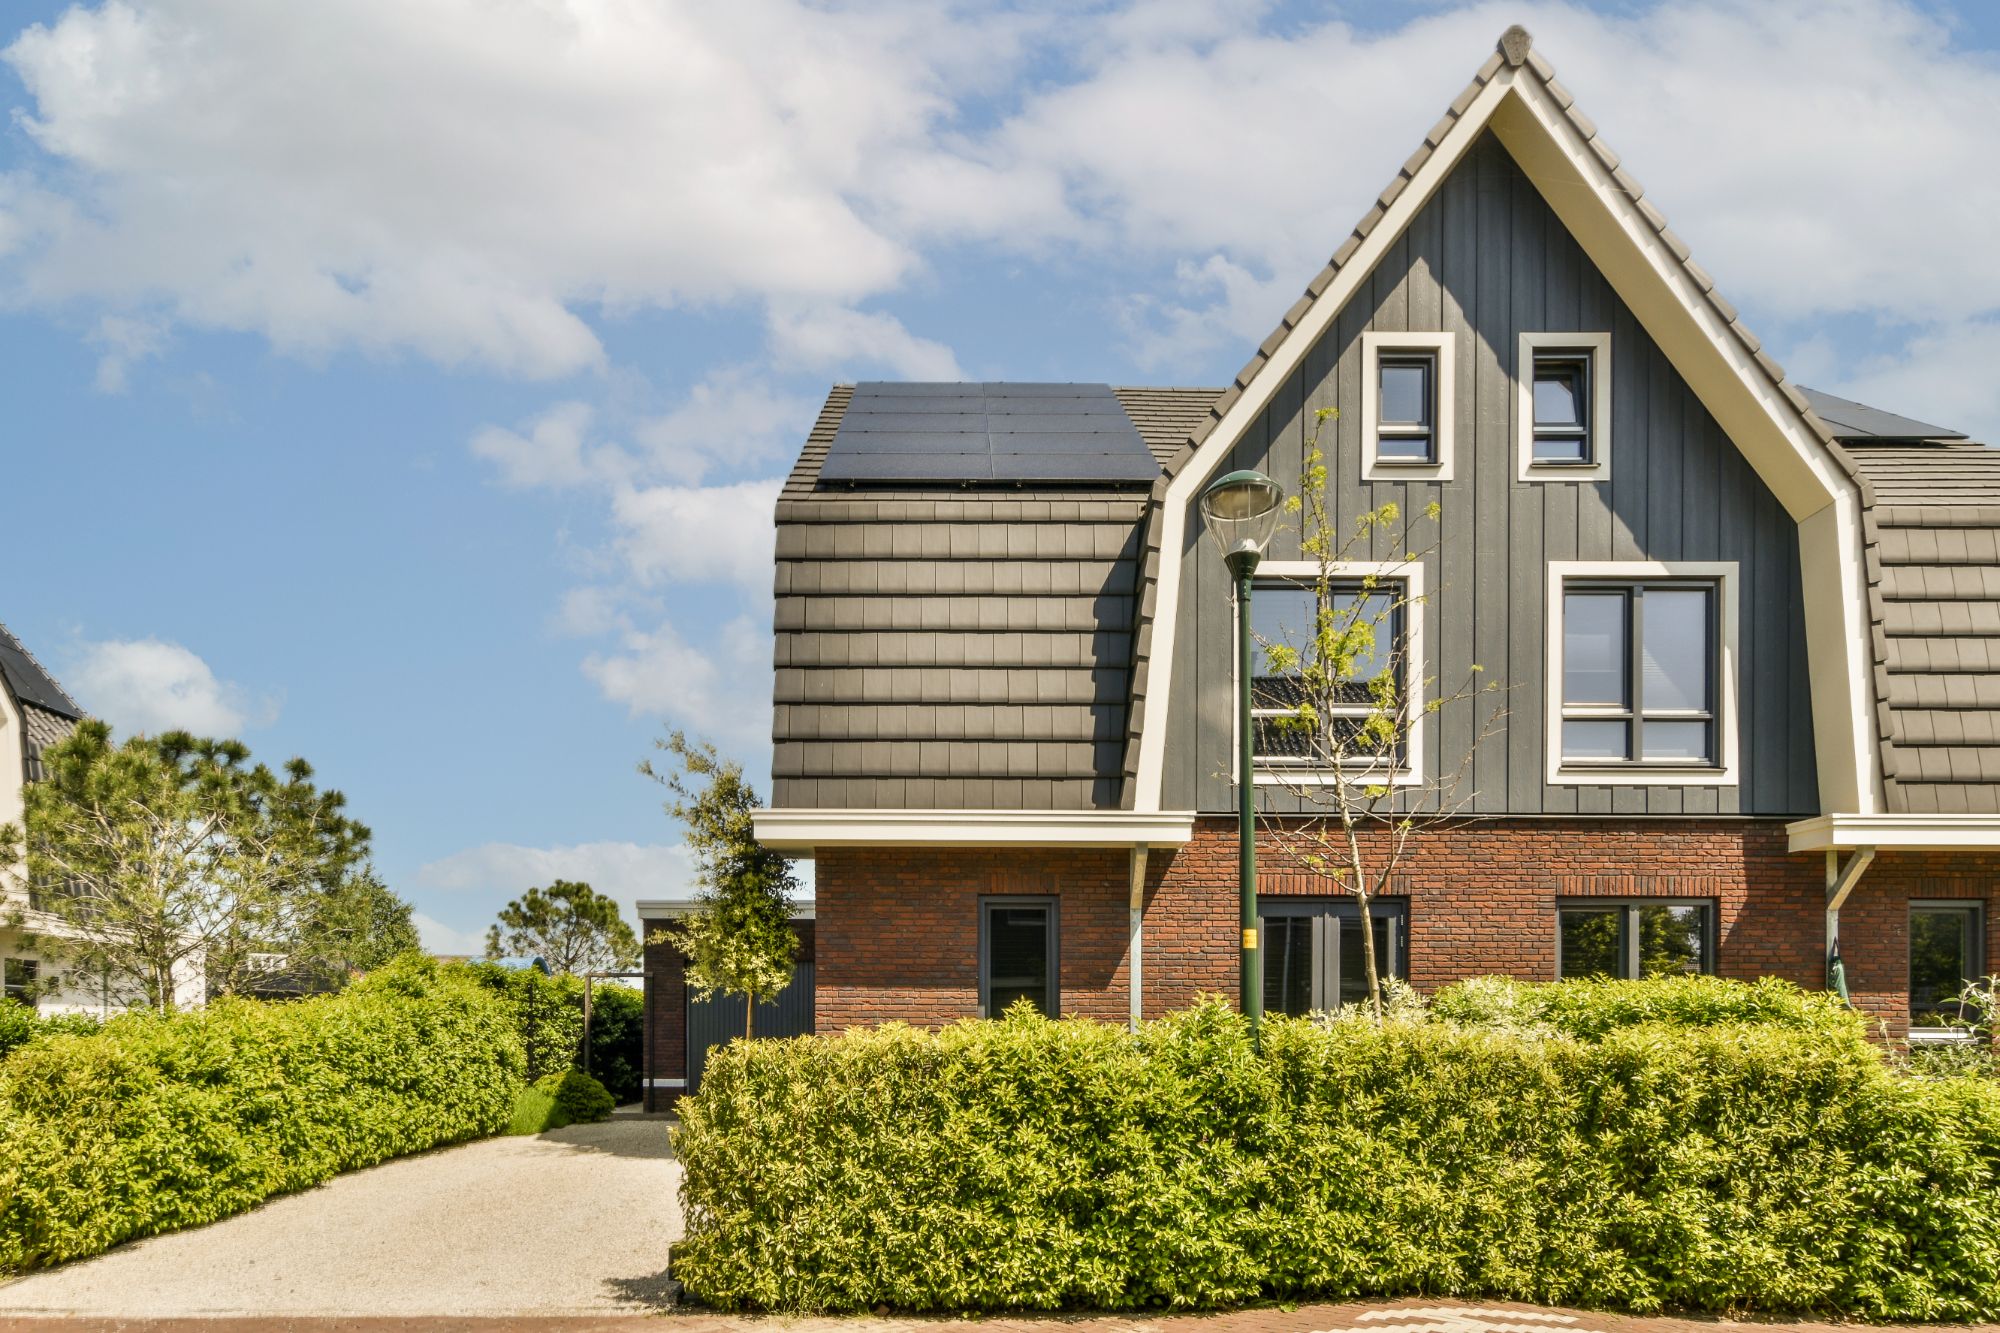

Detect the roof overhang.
xmin=1787 ymin=813 xmax=2000 ymax=853
xmin=635 ymin=897 xmax=817 ymax=921
xmin=752 ymin=808 xmax=1196 ymax=856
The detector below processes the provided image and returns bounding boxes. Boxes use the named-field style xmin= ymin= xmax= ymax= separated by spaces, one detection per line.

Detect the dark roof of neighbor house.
xmin=1840 ymin=442 xmax=2000 ymax=811
xmin=1799 ymin=388 xmax=1966 ymax=443
xmin=0 ymin=622 xmax=83 ymax=783
xmin=772 ymin=385 xmax=1216 ymax=810
xmin=820 ymin=382 xmax=1161 ymax=486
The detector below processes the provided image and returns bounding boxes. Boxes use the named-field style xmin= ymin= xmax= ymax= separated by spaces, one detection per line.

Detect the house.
xmin=0 ymin=624 xmax=205 ymax=1015
xmin=740 ymin=27 xmax=1997 ymax=1044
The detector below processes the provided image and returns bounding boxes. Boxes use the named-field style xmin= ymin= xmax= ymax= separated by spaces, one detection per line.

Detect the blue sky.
xmin=3 ymin=0 xmax=1997 ymax=952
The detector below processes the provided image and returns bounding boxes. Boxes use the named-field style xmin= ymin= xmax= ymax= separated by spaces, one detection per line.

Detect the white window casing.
xmin=1238 ymin=559 xmax=1428 ymax=788
xmin=1545 ymin=560 xmax=1739 ymax=787
xmin=1517 ymin=331 xmax=1612 ymax=482
xmin=1361 ymin=331 xmax=1456 ymax=482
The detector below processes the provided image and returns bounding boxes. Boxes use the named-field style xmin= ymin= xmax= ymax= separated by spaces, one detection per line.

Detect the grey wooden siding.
xmin=1162 ymin=132 xmax=1818 ymax=817
xmin=772 ymin=385 xmax=1217 ymax=809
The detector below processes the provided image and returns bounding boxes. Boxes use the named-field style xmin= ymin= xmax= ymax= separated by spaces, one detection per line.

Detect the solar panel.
xmin=1796 ymin=386 xmax=1966 ymax=442
xmin=819 ymin=382 xmax=1160 ymax=486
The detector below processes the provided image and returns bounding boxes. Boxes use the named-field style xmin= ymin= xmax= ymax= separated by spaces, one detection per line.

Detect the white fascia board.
xmin=1490 ymin=81 xmax=1881 ymax=816
xmin=1788 ymin=814 xmax=2000 ymax=853
xmin=636 ymin=898 xmax=816 ymax=920
xmin=752 ymin=809 xmax=1196 ymax=855
xmin=1134 ymin=70 xmax=1516 ymax=813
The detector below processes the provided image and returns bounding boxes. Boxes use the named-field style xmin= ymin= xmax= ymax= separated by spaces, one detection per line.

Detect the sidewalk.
xmin=3 ymin=1296 xmax=1995 ymax=1333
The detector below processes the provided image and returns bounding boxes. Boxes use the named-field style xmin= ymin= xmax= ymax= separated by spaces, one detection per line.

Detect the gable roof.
xmin=1120 ymin=23 xmax=1887 ymax=816
xmin=0 ymin=622 xmax=83 ymax=784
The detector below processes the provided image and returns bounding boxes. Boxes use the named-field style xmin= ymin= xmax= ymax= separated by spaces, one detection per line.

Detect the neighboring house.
xmin=0 ymin=624 xmax=204 ymax=1015
xmin=748 ymin=27 xmax=1999 ymax=1043
xmin=637 ymin=898 xmax=814 ymax=1110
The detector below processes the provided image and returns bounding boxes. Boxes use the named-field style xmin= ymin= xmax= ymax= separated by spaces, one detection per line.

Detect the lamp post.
xmin=1198 ymin=469 xmax=1284 ymax=1045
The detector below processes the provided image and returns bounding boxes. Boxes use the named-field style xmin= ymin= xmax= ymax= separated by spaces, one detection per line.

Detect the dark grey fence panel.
xmin=685 ymin=963 xmax=816 ymax=1096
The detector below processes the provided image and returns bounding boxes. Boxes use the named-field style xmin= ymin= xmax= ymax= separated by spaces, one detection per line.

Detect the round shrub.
xmin=538 ymin=1068 xmax=615 ymax=1124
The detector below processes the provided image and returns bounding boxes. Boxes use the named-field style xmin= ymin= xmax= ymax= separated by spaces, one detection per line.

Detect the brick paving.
xmin=2 ymin=1296 xmax=1995 ymax=1333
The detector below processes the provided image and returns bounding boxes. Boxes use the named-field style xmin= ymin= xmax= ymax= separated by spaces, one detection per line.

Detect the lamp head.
xmin=1199 ymin=469 xmax=1283 ymax=572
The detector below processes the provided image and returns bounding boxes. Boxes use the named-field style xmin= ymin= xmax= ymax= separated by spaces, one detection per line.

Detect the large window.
xmin=1516 ymin=332 xmax=1611 ymax=482
xmin=2 ymin=958 xmax=36 ymax=1009
xmin=1261 ymin=900 xmax=1408 ymax=1015
xmin=1249 ymin=578 xmax=1405 ymax=769
xmin=1910 ymin=902 xmax=1983 ymax=1031
xmin=1557 ymin=901 xmax=1714 ymax=980
xmin=980 ymin=898 xmax=1057 ymax=1018
xmin=1560 ymin=580 xmax=1717 ymax=767
xmin=1361 ymin=331 xmax=1454 ymax=480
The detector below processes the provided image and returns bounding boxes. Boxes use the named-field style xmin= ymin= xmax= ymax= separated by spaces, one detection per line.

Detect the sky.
xmin=4 ymin=0 xmax=1998 ymax=954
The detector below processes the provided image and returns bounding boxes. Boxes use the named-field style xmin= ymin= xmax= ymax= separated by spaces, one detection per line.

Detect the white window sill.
xmin=1907 ymin=1026 xmax=1980 ymax=1045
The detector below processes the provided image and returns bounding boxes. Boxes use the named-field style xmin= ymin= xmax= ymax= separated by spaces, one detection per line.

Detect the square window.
xmin=1532 ymin=354 xmax=1591 ymax=463
xmin=1910 ymin=904 xmax=1981 ymax=1028
xmin=1557 ymin=581 xmax=1716 ymax=767
xmin=981 ymin=899 xmax=1056 ymax=1018
xmin=1559 ymin=902 xmax=1713 ymax=980
xmin=1250 ymin=578 xmax=1405 ymax=768
xmin=1376 ymin=356 xmax=1434 ymax=463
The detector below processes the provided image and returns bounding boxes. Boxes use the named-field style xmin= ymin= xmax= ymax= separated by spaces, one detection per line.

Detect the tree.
xmin=484 ymin=879 xmax=638 ymax=975
xmin=2 ymin=721 xmax=372 ymax=1010
xmin=291 ymin=868 xmax=422 ymax=987
xmin=1253 ymin=409 xmax=1505 ymax=1017
xmin=643 ymin=731 xmax=799 ymax=1038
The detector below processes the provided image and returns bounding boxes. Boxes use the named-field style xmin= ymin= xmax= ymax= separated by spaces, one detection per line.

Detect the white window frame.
xmin=1517 ymin=331 xmax=1612 ymax=482
xmin=1236 ymin=559 xmax=1427 ymax=788
xmin=1361 ymin=331 xmax=1455 ymax=482
xmin=1545 ymin=561 xmax=1739 ymax=787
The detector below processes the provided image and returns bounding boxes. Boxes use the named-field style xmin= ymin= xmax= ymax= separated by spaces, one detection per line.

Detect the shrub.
xmin=542 ymin=1068 xmax=615 ymax=1124
xmin=0 ymin=1004 xmax=103 ymax=1063
xmin=451 ymin=961 xmax=585 ymax=1081
xmin=673 ymin=993 xmax=2000 ymax=1319
xmin=1429 ymin=973 xmax=1865 ymax=1040
xmin=586 ymin=983 xmax=643 ymax=1102
xmin=0 ymin=955 xmax=522 ymax=1272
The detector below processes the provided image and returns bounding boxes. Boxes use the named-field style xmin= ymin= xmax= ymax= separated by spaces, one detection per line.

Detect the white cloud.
xmin=765 ymin=304 xmax=965 ymax=380
xmin=610 ymin=479 xmax=781 ymax=594
xmin=411 ymin=911 xmax=487 ymax=958
xmin=469 ymin=401 xmax=625 ymax=491
xmin=0 ymin=0 xmax=996 ymax=376
xmin=66 ymin=637 xmax=274 ymax=736
xmin=88 ymin=312 xmax=168 ymax=392
xmin=635 ymin=366 xmax=820 ymax=485
xmin=583 ymin=614 xmax=769 ymax=749
xmin=414 ymin=838 xmax=699 ymax=937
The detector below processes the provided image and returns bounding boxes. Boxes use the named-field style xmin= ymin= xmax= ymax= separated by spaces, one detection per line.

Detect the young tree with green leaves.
xmin=1253 ymin=408 xmax=1505 ymax=1017
xmin=2 ymin=721 xmax=372 ymax=1010
xmin=644 ymin=731 xmax=799 ymax=1039
xmin=484 ymin=879 xmax=639 ymax=975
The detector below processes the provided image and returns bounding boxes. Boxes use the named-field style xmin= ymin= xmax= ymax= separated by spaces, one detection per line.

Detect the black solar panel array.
xmin=1797 ymin=386 xmax=1966 ymax=443
xmin=819 ymin=382 xmax=1161 ymax=486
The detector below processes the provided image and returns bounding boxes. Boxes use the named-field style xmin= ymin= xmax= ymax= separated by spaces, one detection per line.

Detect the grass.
xmin=505 ymin=1084 xmax=570 ymax=1136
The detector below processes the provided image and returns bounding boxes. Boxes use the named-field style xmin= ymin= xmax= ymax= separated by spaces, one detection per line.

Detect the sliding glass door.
xmin=1259 ymin=899 xmax=1408 ymax=1016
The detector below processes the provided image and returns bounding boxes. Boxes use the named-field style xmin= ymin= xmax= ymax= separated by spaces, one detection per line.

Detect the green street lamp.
xmin=1198 ymin=468 xmax=1284 ymax=1045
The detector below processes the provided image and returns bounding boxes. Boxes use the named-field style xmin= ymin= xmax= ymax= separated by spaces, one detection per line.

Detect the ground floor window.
xmin=980 ymin=897 xmax=1057 ymax=1018
xmin=1910 ymin=902 xmax=1983 ymax=1030
xmin=1557 ymin=901 xmax=1713 ymax=980
xmin=3 ymin=958 xmax=36 ymax=1008
xmin=1260 ymin=899 xmax=1408 ymax=1015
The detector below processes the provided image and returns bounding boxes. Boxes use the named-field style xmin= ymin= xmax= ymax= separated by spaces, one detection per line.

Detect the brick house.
xmin=718 ymin=26 xmax=1999 ymax=1053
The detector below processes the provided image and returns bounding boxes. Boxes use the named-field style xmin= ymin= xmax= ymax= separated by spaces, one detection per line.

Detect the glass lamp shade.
xmin=1199 ymin=469 xmax=1283 ymax=563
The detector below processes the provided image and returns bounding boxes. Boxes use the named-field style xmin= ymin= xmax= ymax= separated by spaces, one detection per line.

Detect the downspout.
xmin=1128 ymin=844 xmax=1149 ymax=1032
xmin=1824 ymin=847 xmax=1875 ymax=1003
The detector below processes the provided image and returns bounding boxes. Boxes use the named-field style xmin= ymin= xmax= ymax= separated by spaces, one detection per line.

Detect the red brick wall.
xmin=813 ymin=819 xmax=2000 ymax=1039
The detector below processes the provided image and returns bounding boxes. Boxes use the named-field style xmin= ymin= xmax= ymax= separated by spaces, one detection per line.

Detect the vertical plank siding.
xmin=1169 ymin=132 xmax=1817 ymax=817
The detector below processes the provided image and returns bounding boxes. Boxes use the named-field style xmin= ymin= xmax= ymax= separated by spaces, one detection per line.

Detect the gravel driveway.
xmin=0 ymin=1116 xmax=681 ymax=1317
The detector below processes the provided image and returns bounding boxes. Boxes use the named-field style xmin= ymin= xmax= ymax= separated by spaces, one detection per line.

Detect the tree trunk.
xmin=1344 ymin=818 xmax=1384 ymax=1019
xmin=744 ymin=990 xmax=754 ymax=1041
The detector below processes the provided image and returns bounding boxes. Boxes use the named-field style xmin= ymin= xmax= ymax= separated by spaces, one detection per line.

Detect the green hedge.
xmin=0 ymin=1003 xmax=102 ymax=1062
xmin=451 ymin=964 xmax=641 ymax=1099
xmin=0 ymin=955 xmax=522 ymax=1272
xmin=673 ymin=991 xmax=2000 ymax=1318
xmin=1429 ymin=974 xmax=1867 ymax=1039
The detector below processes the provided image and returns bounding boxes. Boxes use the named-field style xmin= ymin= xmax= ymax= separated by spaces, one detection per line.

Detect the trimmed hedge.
xmin=673 ymin=990 xmax=2000 ymax=1318
xmin=451 ymin=964 xmax=642 ymax=1100
xmin=1430 ymin=974 xmax=1866 ymax=1039
xmin=0 ymin=1003 xmax=102 ymax=1062
xmin=0 ymin=955 xmax=522 ymax=1272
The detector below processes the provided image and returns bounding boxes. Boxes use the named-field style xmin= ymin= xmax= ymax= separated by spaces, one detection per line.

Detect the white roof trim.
xmin=1135 ymin=65 xmax=1882 ymax=817
xmin=1787 ymin=813 xmax=2000 ymax=853
xmin=635 ymin=897 xmax=817 ymax=921
xmin=752 ymin=808 xmax=1195 ymax=854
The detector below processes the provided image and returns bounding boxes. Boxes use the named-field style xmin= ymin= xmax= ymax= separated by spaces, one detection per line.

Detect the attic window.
xmin=1361 ymin=331 xmax=1455 ymax=480
xmin=1517 ymin=332 xmax=1611 ymax=482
